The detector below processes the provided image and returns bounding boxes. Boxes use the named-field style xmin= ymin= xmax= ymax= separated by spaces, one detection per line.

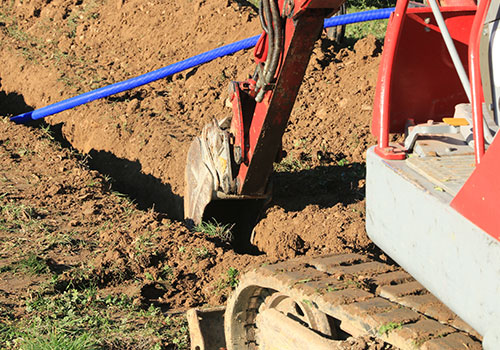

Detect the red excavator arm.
xmin=185 ymin=0 xmax=344 ymax=233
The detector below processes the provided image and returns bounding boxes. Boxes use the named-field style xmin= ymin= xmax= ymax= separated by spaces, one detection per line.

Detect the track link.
xmin=225 ymin=253 xmax=482 ymax=350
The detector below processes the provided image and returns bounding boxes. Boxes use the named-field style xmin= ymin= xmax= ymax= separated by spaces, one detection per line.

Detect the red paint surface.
xmin=468 ymin=0 xmax=489 ymax=163
xmin=232 ymin=0 xmax=344 ymax=194
xmin=451 ymin=133 xmax=500 ymax=241
xmin=372 ymin=5 xmax=476 ymax=157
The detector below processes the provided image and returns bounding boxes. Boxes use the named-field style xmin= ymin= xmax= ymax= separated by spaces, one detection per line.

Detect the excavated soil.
xmin=0 ymin=0 xmax=393 ymax=348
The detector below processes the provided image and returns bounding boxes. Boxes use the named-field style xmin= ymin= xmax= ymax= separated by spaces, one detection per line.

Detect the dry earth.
xmin=0 ymin=0 xmax=392 ymax=348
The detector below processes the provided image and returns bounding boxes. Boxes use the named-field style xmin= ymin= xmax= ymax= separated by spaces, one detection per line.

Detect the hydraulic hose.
xmin=427 ymin=0 xmax=494 ymax=145
xmin=265 ymin=0 xmax=282 ymax=84
xmin=259 ymin=0 xmax=271 ymax=34
xmin=256 ymin=0 xmax=284 ymax=102
xmin=11 ymin=7 xmax=395 ymax=124
xmin=256 ymin=0 xmax=275 ymax=97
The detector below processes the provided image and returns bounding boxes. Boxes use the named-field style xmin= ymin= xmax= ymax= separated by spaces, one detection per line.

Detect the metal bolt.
xmin=234 ymin=146 xmax=243 ymax=164
xmin=424 ymin=18 xmax=431 ymax=32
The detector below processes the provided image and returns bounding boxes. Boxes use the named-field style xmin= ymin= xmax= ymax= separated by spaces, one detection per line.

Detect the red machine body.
xmin=366 ymin=0 xmax=500 ymax=345
xmin=371 ymin=0 xmax=500 ymax=242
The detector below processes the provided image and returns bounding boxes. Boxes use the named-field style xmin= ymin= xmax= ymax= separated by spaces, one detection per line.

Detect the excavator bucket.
xmin=184 ymin=119 xmax=269 ymax=252
xmin=184 ymin=117 xmax=237 ymax=226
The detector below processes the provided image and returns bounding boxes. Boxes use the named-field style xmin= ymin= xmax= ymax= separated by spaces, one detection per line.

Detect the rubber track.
xmin=230 ymin=253 xmax=482 ymax=350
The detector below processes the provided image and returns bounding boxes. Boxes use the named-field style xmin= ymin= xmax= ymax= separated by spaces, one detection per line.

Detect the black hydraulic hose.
xmin=259 ymin=0 xmax=270 ymax=34
xmin=259 ymin=0 xmax=274 ymax=90
xmin=256 ymin=0 xmax=281 ymax=101
xmin=255 ymin=0 xmax=269 ymax=86
xmin=265 ymin=0 xmax=282 ymax=84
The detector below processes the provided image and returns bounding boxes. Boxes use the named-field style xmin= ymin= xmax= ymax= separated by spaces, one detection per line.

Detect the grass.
xmin=19 ymin=331 xmax=98 ymax=350
xmin=0 ymin=288 xmax=189 ymax=349
xmin=193 ymin=246 xmax=212 ymax=260
xmin=215 ymin=267 xmax=240 ymax=297
xmin=223 ymin=267 xmax=239 ymax=289
xmin=345 ymin=6 xmax=391 ymax=40
xmin=134 ymin=232 xmax=156 ymax=256
xmin=194 ymin=220 xmax=234 ymax=243
xmin=159 ymin=264 xmax=174 ymax=282
xmin=1 ymin=203 xmax=36 ymax=221
xmin=0 ymin=202 xmax=41 ymax=234
xmin=226 ymin=267 xmax=239 ymax=288
xmin=378 ymin=321 xmax=403 ymax=335
xmin=16 ymin=254 xmax=50 ymax=275
xmin=325 ymin=285 xmax=340 ymax=292
xmin=337 ymin=157 xmax=349 ymax=167
xmin=274 ymin=155 xmax=310 ymax=172
xmin=342 ymin=0 xmax=397 ymax=40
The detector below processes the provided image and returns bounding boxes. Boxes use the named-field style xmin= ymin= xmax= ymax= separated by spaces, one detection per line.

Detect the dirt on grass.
xmin=0 ymin=0 xmax=389 ymax=348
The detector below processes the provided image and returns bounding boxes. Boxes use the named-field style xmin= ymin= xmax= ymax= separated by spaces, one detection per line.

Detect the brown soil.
xmin=0 ymin=0 xmax=388 ymax=348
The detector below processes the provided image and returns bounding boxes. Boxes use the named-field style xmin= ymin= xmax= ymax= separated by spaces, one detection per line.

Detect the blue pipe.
xmin=324 ymin=7 xmax=394 ymax=27
xmin=11 ymin=7 xmax=395 ymax=124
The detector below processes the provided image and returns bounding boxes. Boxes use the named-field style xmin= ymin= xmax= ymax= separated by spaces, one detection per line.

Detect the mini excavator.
xmin=184 ymin=0 xmax=500 ymax=348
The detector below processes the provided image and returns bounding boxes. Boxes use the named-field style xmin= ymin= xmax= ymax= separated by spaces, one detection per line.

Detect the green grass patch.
xmin=19 ymin=331 xmax=97 ymax=350
xmin=345 ymin=6 xmax=390 ymax=41
xmin=194 ymin=220 xmax=234 ymax=243
xmin=274 ymin=155 xmax=310 ymax=172
xmin=16 ymin=254 xmax=50 ymax=275
xmin=215 ymin=267 xmax=240 ymax=298
xmin=378 ymin=321 xmax=403 ymax=335
xmin=0 ymin=254 xmax=50 ymax=276
xmin=0 ymin=202 xmax=43 ymax=235
xmin=1 ymin=288 xmax=189 ymax=349
xmin=226 ymin=267 xmax=239 ymax=288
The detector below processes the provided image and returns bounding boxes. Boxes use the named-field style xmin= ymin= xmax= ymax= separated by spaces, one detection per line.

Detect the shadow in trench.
xmin=270 ymin=162 xmax=366 ymax=212
xmin=0 ymin=86 xmax=34 ymax=117
xmin=87 ymin=149 xmax=184 ymax=219
xmin=4 ymin=100 xmax=185 ymax=220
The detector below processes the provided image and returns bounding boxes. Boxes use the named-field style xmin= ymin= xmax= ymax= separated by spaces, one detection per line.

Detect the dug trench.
xmin=0 ymin=0 xmax=396 ymax=347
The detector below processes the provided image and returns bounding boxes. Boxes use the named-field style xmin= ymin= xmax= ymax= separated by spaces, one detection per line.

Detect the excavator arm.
xmin=184 ymin=0 xmax=345 ymax=237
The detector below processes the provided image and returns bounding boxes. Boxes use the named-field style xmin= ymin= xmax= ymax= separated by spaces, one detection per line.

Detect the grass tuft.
xmin=17 ymin=254 xmax=50 ymax=275
xmin=194 ymin=220 xmax=234 ymax=243
xmin=20 ymin=331 xmax=98 ymax=350
xmin=378 ymin=321 xmax=403 ymax=335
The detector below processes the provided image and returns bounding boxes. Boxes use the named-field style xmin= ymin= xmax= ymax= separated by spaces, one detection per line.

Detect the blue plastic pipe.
xmin=324 ymin=7 xmax=394 ymax=28
xmin=11 ymin=7 xmax=395 ymax=124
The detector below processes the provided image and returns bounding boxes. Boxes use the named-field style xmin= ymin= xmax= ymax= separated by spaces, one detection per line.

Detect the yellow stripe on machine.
xmin=443 ymin=117 xmax=469 ymax=126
